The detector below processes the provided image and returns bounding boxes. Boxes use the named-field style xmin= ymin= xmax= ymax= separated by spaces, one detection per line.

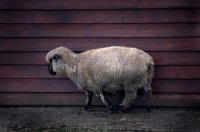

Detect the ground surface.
xmin=0 ymin=106 xmax=200 ymax=132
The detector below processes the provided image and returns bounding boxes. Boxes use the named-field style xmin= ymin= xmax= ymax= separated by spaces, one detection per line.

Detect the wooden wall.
xmin=0 ymin=0 xmax=200 ymax=107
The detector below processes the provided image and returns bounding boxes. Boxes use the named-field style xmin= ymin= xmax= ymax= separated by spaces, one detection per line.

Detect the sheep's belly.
xmin=103 ymin=81 xmax=124 ymax=94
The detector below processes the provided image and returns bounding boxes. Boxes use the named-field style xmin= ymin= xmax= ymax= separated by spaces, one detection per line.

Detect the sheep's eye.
xmin=52 ymin=56 xmax=57 ymax=60
xmin=52 ymin=54 xmax=59 ymax=60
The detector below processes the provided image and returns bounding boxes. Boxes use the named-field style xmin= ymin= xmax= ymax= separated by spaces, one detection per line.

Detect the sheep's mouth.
xmin=48 ymin=63 xmax=56 ymax=75
xmin=49 ymin=70 xmax=56 ymax=75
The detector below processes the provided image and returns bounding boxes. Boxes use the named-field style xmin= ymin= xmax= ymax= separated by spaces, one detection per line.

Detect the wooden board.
xmin=0 ymin=0 xmax=199 ymax=107
xmin=0 ymin=9 xmax=199 ymax=23
xmin=0 ymin=0 xmax=199 ymax=9
xmin=0 ymin=24 xmax=199 ymax=37
xmin=0 ymin=66 xmax=200 ymax=79
xmin=0 ymin=79 xmax=200 ymax=94
xmin=1 ymin=38 xmax=200 ymax=52
xmin=0 ymin=93 xmax=200 ymax=107
xmin=1 ymin=52 xmax=200 ymax=65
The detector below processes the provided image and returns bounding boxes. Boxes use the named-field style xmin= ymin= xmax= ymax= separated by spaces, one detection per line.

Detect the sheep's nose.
xmin=48 ymin=64 xmax=56 ymax=75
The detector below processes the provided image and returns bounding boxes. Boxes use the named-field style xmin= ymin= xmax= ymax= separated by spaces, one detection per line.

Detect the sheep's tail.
xmin=147 ymin=59 xmax=154 ymax=85
xmin=146 ymin=59 xmax=155 ymax=106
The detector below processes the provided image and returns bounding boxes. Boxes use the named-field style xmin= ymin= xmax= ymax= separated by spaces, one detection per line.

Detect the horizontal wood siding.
xmin=1 ymin=38 xmax=200 ymax=51
xmin=0 ymin=9 xmax=200 ymax=23
xmin=0 ymin=24 xmax=200 ymax=37
xmin=2 ymin=52 xmax=200 ymax=65
xmin=0 ymin=93 xmax=200 ymax=106
xmin=0 ymin=79 xmax=200 ymax=94
xmin=1 ymin=66 xmax=200 ymax=79
xmin=0 ymin=0 xmax=199 ymax=9
xmin=0 ymin=0 xmax=199 ymax=107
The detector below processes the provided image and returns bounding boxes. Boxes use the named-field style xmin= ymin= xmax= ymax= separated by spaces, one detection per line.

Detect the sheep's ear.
xmin=52 ymin=54 xmax=60 ymax=60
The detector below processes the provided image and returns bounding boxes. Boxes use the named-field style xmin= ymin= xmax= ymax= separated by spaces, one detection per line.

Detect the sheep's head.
xmin=46 ymin=46 xmax=77 ymax=76
xmin=46 ymin=47 xmax=67 ymax=75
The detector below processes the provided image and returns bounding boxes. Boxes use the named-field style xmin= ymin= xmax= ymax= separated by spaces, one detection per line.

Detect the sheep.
xmin=46 ymin=46 xmax=154 ymax=113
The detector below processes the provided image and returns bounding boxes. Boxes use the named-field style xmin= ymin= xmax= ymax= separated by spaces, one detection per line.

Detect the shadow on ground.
xmin=0 ymin=106 xmax=199 ymax=132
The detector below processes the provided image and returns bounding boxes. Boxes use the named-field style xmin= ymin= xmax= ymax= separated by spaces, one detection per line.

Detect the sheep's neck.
xmin=64 ymin=54 xmax=78 ymax=83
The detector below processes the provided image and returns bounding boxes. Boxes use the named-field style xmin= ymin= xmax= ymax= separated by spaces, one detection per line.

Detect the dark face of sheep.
xmin=48 ymin=58 xmax=56 ymax=75
xmin=47 ymin=54 xmax=62 ymax=75
xmin=47 ymin=53 xmax=65 ymax=75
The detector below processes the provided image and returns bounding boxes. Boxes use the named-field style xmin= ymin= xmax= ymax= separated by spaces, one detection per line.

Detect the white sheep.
xmin=46 ymin=46 xmax=154 ymax=113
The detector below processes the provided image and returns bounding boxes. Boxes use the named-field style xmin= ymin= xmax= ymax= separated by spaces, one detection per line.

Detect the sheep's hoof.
xmin=83 ymin=105 xmax=91 ymax=111
xmin=145 ymin=106 xmax=151 ymax=113
xmin=118 ymin=105 xmax=126 ymax=113
xmin=108 ymin=106 xmax=114 ymax=114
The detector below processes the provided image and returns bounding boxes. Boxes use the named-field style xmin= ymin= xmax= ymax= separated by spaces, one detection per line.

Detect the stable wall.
xmin=0 ymin=0 xmax=200 ymax=107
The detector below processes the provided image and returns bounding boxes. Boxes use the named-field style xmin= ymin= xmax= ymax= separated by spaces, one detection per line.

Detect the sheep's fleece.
xmin=46 ymin=46 xmax=154 ymax=113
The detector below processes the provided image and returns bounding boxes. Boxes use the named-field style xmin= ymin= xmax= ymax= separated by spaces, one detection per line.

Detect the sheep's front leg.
xmin=99 ymin=90 xmax=114 ymax=114
xmin=83 ymin=90 xmax=93 ymax=110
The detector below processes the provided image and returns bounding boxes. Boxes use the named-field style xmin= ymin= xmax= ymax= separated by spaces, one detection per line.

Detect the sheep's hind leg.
xmin=141 ymin=88 xmax=152 ymax=113
xmin=83 ymin=90 xmax=93 ymax=110
xmin=99 ymin=90 xmax=114 ymax=114
xmin=119 ymin=89 xmax=137 ymax=113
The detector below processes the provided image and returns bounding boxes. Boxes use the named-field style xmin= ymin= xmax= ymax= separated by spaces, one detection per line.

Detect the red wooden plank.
xmin=155 ymin=66 xmax=200 ymax=79
xmin=0 ymin=9 xmax=199 ymax=23
xmin=0 ymin=79 xmax=200 ymax=93
xmin=0 ymin=66 xmax=199 ymax=79
xmin=0 ymin=24 xmax=36 ymax=37
xmin=152 ymin=79 xmax=200 ymax=94
xmin=0 ymin=24 xmax=199 ymax=37
xmin=149 ymin=52 xmax=200 ymax=66
xmin=152 ymin=94 xmax=200 ymax=107
xmin=0 ymin=0 xmax=199 ymax=9
xmin=0 ymin=79 xmax=79 ymax=93
xmin=1 ymin=52 xmax=200 ymax=65
xmin=0 ymin=66 xmax=66 ymax=79
xmin=0 ymin=0 xmax=35 ymax=9
xmin=0 ymin=38 xmax=200 ymax=52
xmin=0 ymin=93 xmax=200 ymax=107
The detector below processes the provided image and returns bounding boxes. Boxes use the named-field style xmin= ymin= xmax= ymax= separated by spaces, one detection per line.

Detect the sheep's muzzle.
xmin=48 ymin=63 xmax=56 ymax=75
